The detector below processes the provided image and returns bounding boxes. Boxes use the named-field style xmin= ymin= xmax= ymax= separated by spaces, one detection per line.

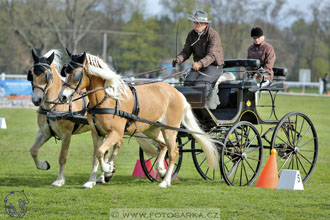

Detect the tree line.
xmin=0 ymin=0 xmax=329 ymax=81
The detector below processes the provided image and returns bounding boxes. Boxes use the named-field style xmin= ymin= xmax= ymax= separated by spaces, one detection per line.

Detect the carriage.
xmin=139 ymin=59 xmax=318 ymax=186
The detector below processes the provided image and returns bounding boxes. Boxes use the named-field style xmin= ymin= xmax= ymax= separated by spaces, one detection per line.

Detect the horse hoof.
xmin=104 ymin=175 xmax=113 ymax=182
xmin=158 ymin=181 xmax=170 ymax=188
xmin=52 ymin=180 xmax=65 ymax=187
xmin=45 ymin=161 xmax=51 ymax=170
xmin=96 ymin=175 xmax=105 ymax=184
xmin=82 ymin=181 xmax=96 ymax=189
xmin=157 ymin=169 xmax=166 ymax=178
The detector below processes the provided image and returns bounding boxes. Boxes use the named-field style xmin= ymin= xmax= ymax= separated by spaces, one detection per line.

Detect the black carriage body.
xmin=176 ymin=59 xmax=286 ymax=130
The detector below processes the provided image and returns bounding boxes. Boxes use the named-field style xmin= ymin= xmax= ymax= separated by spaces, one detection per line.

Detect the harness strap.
xmin=71 ymin=97 xmax=88 ymax=134
xmin=38 ymin=107 xmax=60 ymax=141
xmin=89 ymin=93 xmax=110 ymax=137
xmin=92 ymin=113 xmax=103 ymax=137
xmin=87 ymin=107 xmax=205 ymax=136
xmin=47 ymin=118 xmax=60 ymax=141
xmin=124 ymin=84 xmax=140 ymax=133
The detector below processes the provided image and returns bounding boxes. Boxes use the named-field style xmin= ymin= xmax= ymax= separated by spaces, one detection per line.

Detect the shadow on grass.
xmin=0 ymin=173 xmax=59 ymax=188
xmin=0 ymin=172 xmax=226 ymax=188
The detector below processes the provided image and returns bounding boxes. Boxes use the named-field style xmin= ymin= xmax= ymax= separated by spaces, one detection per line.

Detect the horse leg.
xmin=96 ymin=145 xmax=118 ymax=184
xmin=159 ymin=129 xmax=178 ymax=188
xmin=152 ymin=131 xmax=168 ymax=178
xmin=155 ymin=143 xmax=167 ymax=178
xmin=30 ymin=130 xmax=51 ymax=170
xmin=83 ymin=131 xmax=103 ymax=189
xmin=52 ymin=133 xmax=71 ymax=187
xmin=141 ymin=129 xmax=167 ymax=178
xmin=97 ymin=131 xmax=123 ymax=175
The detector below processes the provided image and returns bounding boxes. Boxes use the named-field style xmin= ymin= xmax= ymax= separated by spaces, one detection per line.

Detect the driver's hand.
xmin=172 ymin=58 xmax=179 ymax=67
xmin=192 ymin=62 xmax=201 ymax=71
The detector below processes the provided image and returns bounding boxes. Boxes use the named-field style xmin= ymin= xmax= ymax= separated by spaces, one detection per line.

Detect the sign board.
xmin=0 ymin=80 xmax=32 ymax=96
xmin=299 ymin=69 xmax=311 ymax=83
xmin=0 ymin=118 xmax=7 ymax=129
xmin=277 ymin=169 xmax=304 ymax=190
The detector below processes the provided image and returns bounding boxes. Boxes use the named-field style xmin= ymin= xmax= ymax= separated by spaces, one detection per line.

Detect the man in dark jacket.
xmin=172 ymin=10 xmax=224 ymax=97
xmin=247 ymin=27 xmax=276 ymax=85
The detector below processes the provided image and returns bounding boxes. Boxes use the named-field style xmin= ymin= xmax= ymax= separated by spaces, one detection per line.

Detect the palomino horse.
xmin=28 ymin=49 xmax=92 ymax=187
xmin=58 ymin=50 xmax=218 ymax=188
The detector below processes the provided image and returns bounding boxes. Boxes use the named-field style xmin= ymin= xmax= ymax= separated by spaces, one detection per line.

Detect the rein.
xmin=125 ymin=69 xmax=189 ymax=85
xmin=124 ymin=68 xmax=167 ymax=78
xmin=61 ymin=65 xmax=211 ymax=137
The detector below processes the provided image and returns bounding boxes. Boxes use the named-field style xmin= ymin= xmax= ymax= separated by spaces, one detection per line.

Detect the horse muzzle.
xmin=58 ymin=89 xmax=73 ymax=104
xmin=32 ymin=93 xmax=43 ymax=106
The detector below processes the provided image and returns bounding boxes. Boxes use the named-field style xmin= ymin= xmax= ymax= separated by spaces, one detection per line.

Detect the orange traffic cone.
xmin=255 ymin=149 xmax=279 ymax=189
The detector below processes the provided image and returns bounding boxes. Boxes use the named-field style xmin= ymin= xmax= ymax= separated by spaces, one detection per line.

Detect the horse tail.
xmin=180 ymin=95 xmax=219 ymax=169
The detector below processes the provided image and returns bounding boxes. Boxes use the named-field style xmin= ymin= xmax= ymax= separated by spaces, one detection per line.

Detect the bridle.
xmin=28 ymin=62 xmax=53 ymax=97
xmin=61 ymin=60 xmax=91 ymax=97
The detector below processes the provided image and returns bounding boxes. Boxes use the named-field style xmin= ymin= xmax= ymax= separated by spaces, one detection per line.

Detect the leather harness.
xmin=38 ymin=97 xmax=88 ymax=140
xmin=88 ymin=84 xmax=140 ymax=137
xmin=87 ymin=84 xmax=205 ymax=137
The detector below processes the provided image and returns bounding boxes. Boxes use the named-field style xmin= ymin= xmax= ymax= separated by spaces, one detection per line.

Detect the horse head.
xmin=58 ymin=48 xmax=88 ymax=103
xmin=28 ymin=49 xmax=56 ymax=106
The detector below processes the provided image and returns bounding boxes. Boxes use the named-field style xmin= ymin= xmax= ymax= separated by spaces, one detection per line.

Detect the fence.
xmin=0 ymin=73 xmax=329 ymax=108
xmin=284 ymin=80 xmax=329 ymax=94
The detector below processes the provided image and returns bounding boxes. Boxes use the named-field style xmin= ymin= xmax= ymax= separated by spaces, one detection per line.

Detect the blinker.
xmin=27 ymin=70 xmax=33 ymax=81
xmin=60 ymin=65 xmax=67 ymax=77
xmin=73 ymin=71 xmax=83 ymax=82
xmin=33 ymin=66 xmax=48 ymax=76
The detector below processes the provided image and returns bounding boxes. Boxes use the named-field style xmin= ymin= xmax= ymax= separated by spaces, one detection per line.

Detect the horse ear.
xmin=65 ymin=48 xmax=72 ymax=57
xmin=77 ymin=52 xmax=86 ymax=64
xmin=31 ymin=49 xmax=39 ymax=62
xmin=82 ymin=52 xmax=86 ymax=63
xmin=46 ymin=52 xmax=55 ymax=65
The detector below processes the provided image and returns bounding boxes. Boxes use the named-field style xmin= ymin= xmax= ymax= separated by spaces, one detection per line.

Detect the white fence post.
xmin=1 ymin=72 xmax=5 ymax=80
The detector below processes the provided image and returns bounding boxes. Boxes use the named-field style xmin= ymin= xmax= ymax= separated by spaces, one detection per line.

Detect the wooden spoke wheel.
xmin=271 ymin=112 xmax=318 ymax=183
xmin=191 ymin=136 xmax=222 ymax=181
xmin=220 ymin=121 xmax=263 ymax=186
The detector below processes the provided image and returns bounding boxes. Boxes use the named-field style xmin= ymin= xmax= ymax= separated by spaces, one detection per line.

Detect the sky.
xmin=145 ymin=0 xmax=316 ymax=23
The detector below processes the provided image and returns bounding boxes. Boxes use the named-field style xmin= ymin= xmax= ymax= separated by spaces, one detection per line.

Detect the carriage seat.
xmin=223 ymin=59 xmax=260 ymax=68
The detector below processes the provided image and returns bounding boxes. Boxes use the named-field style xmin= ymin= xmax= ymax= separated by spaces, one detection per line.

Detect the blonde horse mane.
xmin=43 ymin=49 xmax=63 ymax=79
xmin=85 ymin=53 xmax=127 ymax=99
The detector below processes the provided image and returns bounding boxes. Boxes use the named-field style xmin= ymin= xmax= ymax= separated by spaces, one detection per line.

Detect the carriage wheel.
xmin=271 ymin=112 xmax=318 ymax=183
xmin=191 ymin=138 xmax=222 ymax=181
xmin=139 ymin=137 xmax=183 ymax=182
xmin=220 ymin=121 xmax=263 ymax=186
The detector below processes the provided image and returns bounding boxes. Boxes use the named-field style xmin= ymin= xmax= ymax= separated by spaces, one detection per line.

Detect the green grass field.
xmin=0 ymin=94 xmax=329 ymax=220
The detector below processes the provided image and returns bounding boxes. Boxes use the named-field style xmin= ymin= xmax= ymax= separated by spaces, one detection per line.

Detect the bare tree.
xmin=48 ymin=0 xmax=102 ymax=53
xmin=1 ymin=0 xmax=53 ymax=54
xmin=317 ymin=1 xmax=330 ymax=72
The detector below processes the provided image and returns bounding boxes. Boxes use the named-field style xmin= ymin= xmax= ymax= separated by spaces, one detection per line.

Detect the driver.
xmin=172 ymin=10 xmax=224 ymax=97
xmin=247 ymin=27 xmax=276 ymax=86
